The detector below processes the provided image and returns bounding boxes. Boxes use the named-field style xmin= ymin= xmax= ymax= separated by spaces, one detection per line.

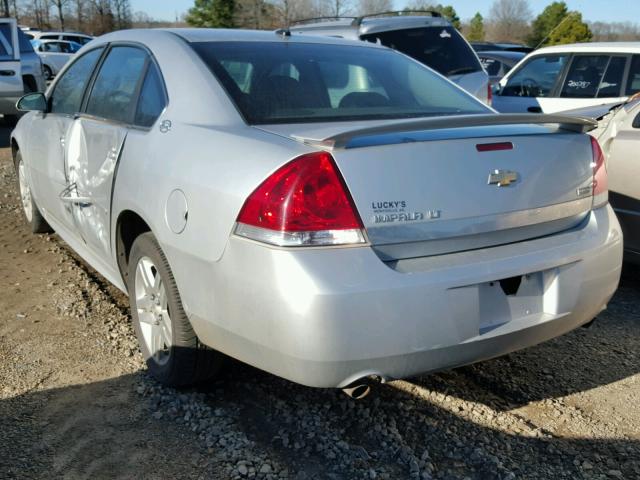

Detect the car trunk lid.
xmin=257 ymin=114 xmax=596 ymax=260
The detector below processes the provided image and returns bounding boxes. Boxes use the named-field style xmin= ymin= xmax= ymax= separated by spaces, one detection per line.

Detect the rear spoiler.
xmin=296 ymin=114 xmax=597 ymax=150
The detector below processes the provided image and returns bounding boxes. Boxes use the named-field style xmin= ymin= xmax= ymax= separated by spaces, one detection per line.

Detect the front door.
xmin=0 ymin=18 xmax=22 ymax=97
xmin=28 ymin=46 xmax=105 ymax=232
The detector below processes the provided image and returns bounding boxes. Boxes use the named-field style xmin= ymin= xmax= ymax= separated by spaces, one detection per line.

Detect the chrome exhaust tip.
xmin=341 ymin=375 xmax=384 ymax=399
xmin=342 ymin=384 xmax=371 ymax=400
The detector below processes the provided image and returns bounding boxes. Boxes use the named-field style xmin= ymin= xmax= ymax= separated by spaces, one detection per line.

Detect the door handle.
xmin=59 ymin=183 xmax=92 ymax=206
xmin=0 ymin=70 xmax=16 ymax=76
xmin=527 ymin=106 xmax=543 ymax=113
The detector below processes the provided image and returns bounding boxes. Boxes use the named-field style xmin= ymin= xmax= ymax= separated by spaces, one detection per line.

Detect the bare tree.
xmin=51 ymin=0 xmax=71 ymax=30
xmin=356 ymin=0 xmax=392 ymax=15
xmin=487 ymin=0 xmax=532 ymax=43
xmin=315 ymin=0 xmax=352 ymax=17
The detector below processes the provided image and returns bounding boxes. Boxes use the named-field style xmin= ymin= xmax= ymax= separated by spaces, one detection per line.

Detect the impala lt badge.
xmin=488 ymin=170 xmax=519 ymax=187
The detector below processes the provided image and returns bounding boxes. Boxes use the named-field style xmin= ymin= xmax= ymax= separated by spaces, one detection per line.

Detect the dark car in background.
xmin=472 ymin=42 xmax=534 ymax=54
xmin=478 ymin=50 xmax=526 ymax=87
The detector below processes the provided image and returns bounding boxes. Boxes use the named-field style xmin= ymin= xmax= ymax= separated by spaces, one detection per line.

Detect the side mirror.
xmin=16 ymin=92 xmax=47 ymax=113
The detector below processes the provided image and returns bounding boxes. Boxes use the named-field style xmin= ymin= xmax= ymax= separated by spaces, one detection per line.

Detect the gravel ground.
xmin=1 ymin=127 xmax=639 ymax=479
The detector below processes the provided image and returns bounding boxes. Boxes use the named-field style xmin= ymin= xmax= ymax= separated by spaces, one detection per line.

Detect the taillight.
xmin=235 ymin=151 xmax=366 ymax=246
xmin=487 ymin=83 xmax=493 ymax=106
xmin=591 ymin=137 xmax=608 ymax=208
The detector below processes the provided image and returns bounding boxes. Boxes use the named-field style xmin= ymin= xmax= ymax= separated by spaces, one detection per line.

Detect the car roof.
xmin=533 ymin=42 xmax=640 ymax=54
xmin=37 ymin=31 xmax=91 ymax=36
xmin=95 ymin=28 xmax=389 ymax=49
xmin=477 ymin=51 xmax=526 ymax=61
xmin=289 ymin=14 xmax=451 ymax=34
xmin=38 ymin=39 xmax=76 ymax=44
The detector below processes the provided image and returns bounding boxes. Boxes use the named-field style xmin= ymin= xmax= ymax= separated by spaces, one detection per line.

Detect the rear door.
xmin=62 ymin=45 xmax=150 ymax=258
xmin=0 ymin=18 xmax=22 ymax=97
xmin=553 ymin=54 xmax=628 ymax=111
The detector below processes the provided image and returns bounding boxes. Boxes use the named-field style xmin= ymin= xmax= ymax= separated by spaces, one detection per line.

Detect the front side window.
xmin=50 ymin=47 xmax=104 ymax=115
xmin=560 ymin=55 xmax=611 ymax=98
xmin=0 ymin=24 xmax=15 ymax=60
xmin=43 ymin=42 xmax=63 ymax=53
xmin=626 ymin=55 xmax=640 ymax=96
xmin=86 ymin=46 xmax=148 ymax=123
xmin=501 ymin=54 xmax=568 ymax=97
xmin=192 ymin=42 xmax=488 ymax=125
xmin=134 ymin=62 xmax=166 ymax=127
xmin=361 ymin=27 xmax=482 ymax=77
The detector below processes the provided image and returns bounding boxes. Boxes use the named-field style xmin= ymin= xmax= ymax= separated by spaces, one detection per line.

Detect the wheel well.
xmin=11 ymin=139 xmax=19 ymax=160
xmin=116 ymin=210 xmax=151 ymax=284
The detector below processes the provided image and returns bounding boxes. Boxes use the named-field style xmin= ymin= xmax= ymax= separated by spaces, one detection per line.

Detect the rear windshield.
xmin=191 ymin=41 xmax=488 ymax=125
xmin=361 ymin=27 xmax=482 ymax=77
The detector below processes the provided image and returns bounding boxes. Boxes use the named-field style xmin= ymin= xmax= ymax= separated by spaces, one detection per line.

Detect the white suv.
xmin=493 ymin=42 xmax=640 ymax=113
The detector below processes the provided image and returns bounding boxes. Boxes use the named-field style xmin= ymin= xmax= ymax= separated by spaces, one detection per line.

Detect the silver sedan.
xmin=11 ymin=29 xmax=623 ymax=392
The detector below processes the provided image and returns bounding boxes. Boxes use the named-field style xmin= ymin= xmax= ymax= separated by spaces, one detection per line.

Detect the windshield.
xmin=191 ymin=41 xmax=488 ymax=125
xmin=360 ymin=27 xmax=482 ymax=77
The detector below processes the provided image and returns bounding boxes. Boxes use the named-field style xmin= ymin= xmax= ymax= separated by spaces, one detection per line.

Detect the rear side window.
xmin=50 ymin=47 xmax=104 ymax=115
xmin=192 ymin=41 xmax=488 ymax=125
xmin=626 ymin=55 xmax=640 ymax=95
xmin=40 ymin=34 xmax=58 ymax=40
xmin=17 ymin=29 xmax=34 ymax=53
xmin=561 ymin=55 xmax=611 ymax=98
xmin=480 ymin=57 xmax=502 ymax=76
xmin=134 ymin=62 xmax=166 ymax=127
xmin=64 ymin=35 xmax=89 ymax=45
xmin=86 ymin=46 xmax=148 ymax=123
xmin=501 ymin=54 xmax=567 ymax=97
xmin=597 ymin=56 xmax=626 ymax=98
xmin=361 ymin=27 xmax=482 ymax=77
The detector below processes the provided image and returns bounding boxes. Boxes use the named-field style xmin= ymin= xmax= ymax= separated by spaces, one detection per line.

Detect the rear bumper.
xmin=173 ymin=205 xmax=622 ymax=388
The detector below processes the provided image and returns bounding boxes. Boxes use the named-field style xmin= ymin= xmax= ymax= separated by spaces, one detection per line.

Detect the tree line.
xmin=0 ymin=0 xmax=136 ymax=34
xmin=2 ymin=0 xmax=638 ymax=47
xmin=187 ymin=0 xmax=640 ymax=47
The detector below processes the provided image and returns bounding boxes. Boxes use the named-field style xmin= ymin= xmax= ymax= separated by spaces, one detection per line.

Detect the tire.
xmin=128 ymin=232 xmax=223 ymax=386
xmin=43 ymin=65 xmax=52 ymax=82
xmin=14 ymin=151 xmax=52 ymax=234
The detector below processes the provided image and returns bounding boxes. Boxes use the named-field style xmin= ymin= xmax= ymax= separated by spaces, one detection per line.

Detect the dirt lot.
xmin=1 ymin=125 xmax=639 ymax=480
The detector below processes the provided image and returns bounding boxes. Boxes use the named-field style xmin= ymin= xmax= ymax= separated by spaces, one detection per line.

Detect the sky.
xmin=130 ymin=0 xmax=640 ymax=24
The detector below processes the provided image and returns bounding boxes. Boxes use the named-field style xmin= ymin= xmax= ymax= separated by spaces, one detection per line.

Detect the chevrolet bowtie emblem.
xmin=488 ymin=170 xmax=519 ymax=187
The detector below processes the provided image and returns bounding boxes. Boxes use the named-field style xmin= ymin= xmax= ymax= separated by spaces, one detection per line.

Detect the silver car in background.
xmin=32 ymin=39 xmax=82 ymax=80
xmin=0 ymin=19 xmax=46 ymax=125
xmin=12 ymin=29 xmax=622 ymax=392
xmin=288 ymin=12 xmax=491 ymax=104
